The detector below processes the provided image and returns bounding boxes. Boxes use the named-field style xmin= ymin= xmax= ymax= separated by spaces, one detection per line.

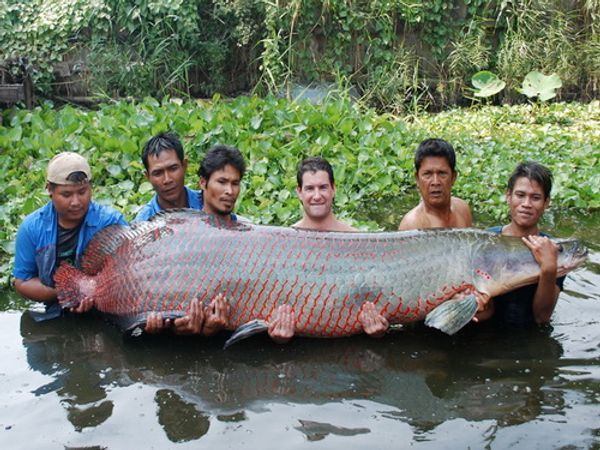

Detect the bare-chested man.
xmin=398 ymin=138 xmax=472 ymax=230
xmin=399 ymin=139 xmax=490 ymax=316
xmin=269 ymin=157 xmax=389 ymax=343
xmin=292 ymin=156 xmax=356 ymax=232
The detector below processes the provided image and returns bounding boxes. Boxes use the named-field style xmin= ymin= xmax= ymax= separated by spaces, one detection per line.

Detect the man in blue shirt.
xmin=476 ymin=161 xmax=564 ymax=326
xmin=144 ymin=144 xmax=245 ymax=335
xmin=13 ymin=152 xmax=127 ymax=319
xmin=134 ymin=132 xmax=203 ymax=222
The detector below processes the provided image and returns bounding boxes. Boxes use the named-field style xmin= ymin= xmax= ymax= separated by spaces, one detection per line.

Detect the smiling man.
xmin=476 ymin=161 xmax=564 ymax=326
xmin=134 ymin=133 xmax=203 ymax=222
xmin=267 ymin=156 xmax=389 ymax=343
xmin=292 ymin=156 xmax=355 ymax=232
xmin=398 ymin=138 xmax=472 ymax=230
xmin=13 ymin=152 xmax=127 ymax=319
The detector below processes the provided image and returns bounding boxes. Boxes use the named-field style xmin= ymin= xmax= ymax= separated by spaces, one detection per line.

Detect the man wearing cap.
xmin=12 ymin=152 xmax=127 ymax=320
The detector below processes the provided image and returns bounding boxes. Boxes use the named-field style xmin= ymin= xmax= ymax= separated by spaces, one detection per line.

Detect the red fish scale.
xmin=58 ymin=211 xmax=507 ymax=337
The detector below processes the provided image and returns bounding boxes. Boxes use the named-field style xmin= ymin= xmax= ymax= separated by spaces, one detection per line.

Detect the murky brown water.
xmin=0 ymin=212 xmax=598 ymax=449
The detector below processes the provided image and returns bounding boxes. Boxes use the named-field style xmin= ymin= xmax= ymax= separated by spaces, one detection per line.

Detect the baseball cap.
xmin=47 ymin=152 xmax=92 ymax=184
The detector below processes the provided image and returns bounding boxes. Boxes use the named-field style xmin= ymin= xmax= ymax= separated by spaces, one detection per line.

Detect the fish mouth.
xmin=556 ymin=240 xmax=589 ymax=275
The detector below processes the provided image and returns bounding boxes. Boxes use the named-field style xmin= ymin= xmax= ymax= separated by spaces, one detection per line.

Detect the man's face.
xmin=506 ymin=177 xmax=549 ymax=229
xmin=49 ymin=182 xmax=92 ymax=227
xmin=145 ymin=149 xmax=187 ymax=208
xmin=296 ymin=170 xmax=335 ymax=220
xmin=416 ymin=156 xmax=456 ymax=208
xmin=200 ymin=164 xmax=241 ymax=216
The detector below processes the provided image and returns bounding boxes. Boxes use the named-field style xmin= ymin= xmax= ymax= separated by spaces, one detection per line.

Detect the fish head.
xmin=472 ymin=235 xmax=588 ymax=296
xmin=554 ymin=238 xmax=588 ymax=277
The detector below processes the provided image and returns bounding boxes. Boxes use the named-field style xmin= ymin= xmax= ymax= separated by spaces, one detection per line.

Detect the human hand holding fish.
xmin=143 ymin=299 xmax=204 ymax=335
xmin=522 ymin=235 xmax=559 ymax=274
xmin=69 ymin=295 xmax=94 ymax=314
xmin=201 ymin=294 xmax=230 ymax=336
xmin=358 ymin=302 xmax=389 ymax=338
xmin=268 ymin=304 xmax=295 ymax=344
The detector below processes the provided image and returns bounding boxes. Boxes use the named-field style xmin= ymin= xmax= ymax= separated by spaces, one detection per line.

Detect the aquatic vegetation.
xmin=0 ymin=97 xmax=598 ymax=285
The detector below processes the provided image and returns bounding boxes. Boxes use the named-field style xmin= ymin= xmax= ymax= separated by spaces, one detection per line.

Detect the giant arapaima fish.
xmin=54 ymin=210 xmax=587 ymax=342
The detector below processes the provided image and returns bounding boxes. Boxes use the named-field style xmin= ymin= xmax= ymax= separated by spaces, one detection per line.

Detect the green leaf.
xmin=471 ymin=71 xmax=506 ymax=98
xmin=139 ymin=181 xmax=154 ymax=194
xmin=519 ymin=72 xmax=562 ymax=101
xmin=250 ymin=116 xmax=262 ymax=130
xmin=108 ymin=165 xmax=122 ymax=177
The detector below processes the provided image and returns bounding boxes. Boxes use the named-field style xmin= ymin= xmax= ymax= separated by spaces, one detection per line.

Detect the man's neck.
xmin=421 ymin=202 xmax=454 ymax=225
xmin=57 ymin=216 xmax=84 ymax=230
xmin=158 ymin=192 xmax=187 ymax=210
xmin=503 ymin=222 xmax=540 ymax=237
xmin=296 ymin=214 xmax=338 ymax=231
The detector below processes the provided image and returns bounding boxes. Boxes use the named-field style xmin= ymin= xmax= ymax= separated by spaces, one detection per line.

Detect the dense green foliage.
xmin=1 ymin=97 xmax=598 ymax=285
xmin=1 ymin=1 xmax=598 ymax=110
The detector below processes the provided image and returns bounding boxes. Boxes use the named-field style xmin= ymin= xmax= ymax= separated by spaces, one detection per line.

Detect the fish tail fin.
xmin=224 ymin=320 xmax=269 ymax=349
xmin=54 ymin=262 xmax=92 ymax=309
xmin=425 ymin=294 xmax=478 ymax=335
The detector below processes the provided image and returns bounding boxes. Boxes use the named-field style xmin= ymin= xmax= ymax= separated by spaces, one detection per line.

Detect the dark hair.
xmin=48 ymin=171 xmax=90 ymax=191
xmin=141 ymin=132 xmax=184 ymax=170
xmin=198 ymin=145 xmax=246 ymax=181
xmin=297 ymin=156 xmax=334 ymax=187
xmin=414 ymin=138 xmax=456 ymax=173
xmin=507 ymin=161 xmax=553 ymax=199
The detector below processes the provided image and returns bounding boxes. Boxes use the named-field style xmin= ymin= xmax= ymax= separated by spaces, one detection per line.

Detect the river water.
xmin=0 ymin=212 xmax=598 ymax=449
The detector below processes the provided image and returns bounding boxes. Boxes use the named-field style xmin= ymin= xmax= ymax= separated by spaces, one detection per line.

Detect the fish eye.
xmin=557 ymin=244 xmax=564 ymax=253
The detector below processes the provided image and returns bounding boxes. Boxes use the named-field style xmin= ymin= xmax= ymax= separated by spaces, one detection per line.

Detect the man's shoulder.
xmin=88 ymin=202 xmax=127 ymax=225
xmin=398 ymin=205 xmax=423 ymax=230
xmin=18 ymin=202 xmax=53 ymax=232
xmin=185 ymin=186 xmax=203 ymax=208
xmin=451 ymin=196 xmax=471 ymax=211
xmin=133 ymin=195 xmax=159 ymax=222
xmin=332 ymin=219 xmax=357 ymax=232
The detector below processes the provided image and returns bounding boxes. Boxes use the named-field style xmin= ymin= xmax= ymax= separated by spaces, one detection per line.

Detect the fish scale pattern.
xmin=56 ymin=209 xmax=586 ymax=337
xmin=67 ymin=211 xmax=486 ymax=336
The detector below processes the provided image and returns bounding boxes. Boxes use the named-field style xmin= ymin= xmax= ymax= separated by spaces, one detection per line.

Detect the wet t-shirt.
xmin=488 ymin=226 xmax=565 ymax=326
xmin=57 ymin=223 xmax=82 ymax=266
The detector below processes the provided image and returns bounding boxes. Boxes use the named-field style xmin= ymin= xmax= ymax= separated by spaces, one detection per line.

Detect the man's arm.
xmin=14 ymin=277 xmax=57 ymax=302
xmin=522 ymin=235 xmax=560 ymax=324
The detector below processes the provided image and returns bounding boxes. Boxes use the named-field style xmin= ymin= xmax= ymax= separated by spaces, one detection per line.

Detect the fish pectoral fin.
xmin=424 ymin=294 xmax=478 ymax=335
xmin=224 ymin=320 xmax=269 ymax=349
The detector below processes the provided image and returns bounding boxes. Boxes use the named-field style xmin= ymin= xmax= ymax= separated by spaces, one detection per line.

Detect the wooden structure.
xmin=0 ymin=59 xmax=34 ymax=109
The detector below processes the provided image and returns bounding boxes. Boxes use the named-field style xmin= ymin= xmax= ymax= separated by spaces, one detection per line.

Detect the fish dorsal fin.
xmin=81 ymin=209 xmax=247 ymax=275
xmin=155 ymin=208 xmax=249 ymax=230
xmin=81 ymin=218 xmax=171 ymax=275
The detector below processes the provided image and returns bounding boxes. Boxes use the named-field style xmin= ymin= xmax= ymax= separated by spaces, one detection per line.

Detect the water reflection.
xmin=19 ymin=310 xmax=570 ymax=442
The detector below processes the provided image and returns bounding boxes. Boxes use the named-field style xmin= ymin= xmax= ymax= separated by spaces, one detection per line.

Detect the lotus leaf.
xmin=471 ymin=71 xmax=506 ymax=98
xmin=520 ymin=72 xmax=562 ymax=101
